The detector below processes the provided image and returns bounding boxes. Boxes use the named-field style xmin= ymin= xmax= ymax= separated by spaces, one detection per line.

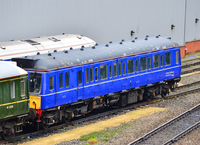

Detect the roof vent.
xmin=53 ymin=57 xmax=55 ymax=59
xmin=109 ymin=41 xmax=112 ymax=43
xmin=145 ymin=37 xmax=148 ymax=40
xmin=22 ymin=39 xmax=40 ymax=45
xmin=54 ymin=50 xmax=57 ymax=52
xmin=25 ymin=56 xmax=27 ymax=58
xmin=119 ymin=42 xmax=123 ymax=44
xmin=62 ymin=33 xmax=65 ymax=35
xmin=77 ymin=35 xmax=82 ymax=39
xmin=70 ymin=47 xmax=73 ymax=50
xmin=132 ymin=40 xmax=135 ymax=42
xmin=135 ymin=37 xmax=138 ymax=39
xmin=64 ymin=50 xmax=68 ymax=53
xmin=1 ymin=46 xmax=6 ymax=50
xmin=48 ymin=53 xmax=51 ymax=56
xmin=95 ymin=43 xmax=98 ymax=46
xmin=156 ymin=35 xmax=159 ymax=38
xmin=48 ymin=37 xmax=60 ymax=42
xmin=146 ymin=35 xmax=149 ymax=37
xmin=92 ymin=46 xmax=95 ymax=49
xmin=105 ymin=44 xmax=109 ymax=47
xmin=37 ymin=52 xmax=40 ymax=55
xmin=167 ymin=37 xmax=171 ymax=40
xmin=121 ymin=39 xmax=125 ymax=42
xmin=80 ymin=46 xmax=84 ymax=51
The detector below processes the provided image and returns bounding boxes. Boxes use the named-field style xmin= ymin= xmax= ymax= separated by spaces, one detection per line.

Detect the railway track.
xmin=128 ymin=103 xmax=200 ymax=145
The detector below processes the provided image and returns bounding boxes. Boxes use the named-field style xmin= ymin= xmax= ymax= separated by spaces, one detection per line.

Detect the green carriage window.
xmin=21 ymin=81 xmax=25 ymax=97
xmin=123 ymin=62 xmax=126 ymax=74
xmin=100 ymin=65 xmax=108 ymax=80
xmin=11 ymin=81 xmax=15 ymax=99
xmin=165 ymin=52 xmax=171 ymax=66
xmin=128 ymin=59 xmax=134 ymax=74
xmin=118 ymin=62 xmax=121 ymax=76
xmin=136 ymin=60 xmax=139 ymax=72
xmin=153 ymin=54 xmax=159 ymax=68
xmin=65 ymin=72 xmax=69 ymax=87
xmin=161 ymin=55 xmax=163 ymax=67
xmin=140 ymin=57 xmax=147 ymax=71
xmin=109 ymin=65 xmax=112 ymax=78
xmin=114 ymin=63 xmax=117 ymax=77
xmin=50 ymin=76 xmax=54 ymax=90
xmin=148 ymin=57 xmax=151 ymax=70
xmin=90 ymin=67 xmax=94 ymax=82
xmin=59 ymin=73 xmax=63 ymax=88
xmin=78 ymin=71 xmax=82 ymax=85
xmin=95 ymin=67 xmax=98 ymax=81
xmin=176 ymin=51 xmax=179 ymax=64
xmin=85 ymin=68 xmax=89 ymax=83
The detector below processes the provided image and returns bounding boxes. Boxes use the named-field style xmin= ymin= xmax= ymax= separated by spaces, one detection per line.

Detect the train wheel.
xmin=42 ymin=123 xmax=49 ymax=129
xmin=161 ymin=91 xmax=167 ymax=98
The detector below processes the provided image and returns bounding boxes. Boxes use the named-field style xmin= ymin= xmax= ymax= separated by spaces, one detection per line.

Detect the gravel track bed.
xmin=180 ymin=73 xmax=200 ymax=85
xmin=182 ymin=59 xmax=200 ymax=66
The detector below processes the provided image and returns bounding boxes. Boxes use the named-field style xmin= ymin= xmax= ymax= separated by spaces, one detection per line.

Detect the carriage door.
xmin=49 ymin=73 xmax=57 ymax=105
xmin=76 ymin=67 xmax=84 ymax=101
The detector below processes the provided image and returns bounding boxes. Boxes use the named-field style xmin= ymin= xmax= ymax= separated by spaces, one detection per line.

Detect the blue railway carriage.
xmin=12 ymin=36 xmax=181 ymax=128
xmin=0 ymin=61 xmax=29 ymax=139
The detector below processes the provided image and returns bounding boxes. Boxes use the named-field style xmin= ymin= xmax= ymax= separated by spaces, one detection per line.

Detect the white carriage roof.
xmin=0 ymin=61 xmax=27 ymax=79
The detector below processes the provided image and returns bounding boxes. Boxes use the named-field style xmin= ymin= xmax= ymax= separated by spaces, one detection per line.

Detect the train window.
xmin=118 ymin=62 xmax=121 ymax=76
xmin=114 ymin=63 xmax=117 ymax=77
xmin=128 ymin=59 xmax=134 ymax=74
xmin=29 ymin=73 xmax=42 ymax=93
xmin=90 ymin=67 xmax=94 ymax=82
xmin=65 ymin=72 xmax=69 ymax=87
xmin=59 ymin=73 xmax=63 ymax=88
xmin=109 ymin=65 xmax=112 ymax=78
xmin=176 ymin=51 xmax=179 ymax=64
xmin=148 ymin=57 xmax=151 ymax=70
xmin=123 ymin=62 xmax=126 ymax=74
xmin=85 ymin=68 xmax=89 ymax=83
xmin=136 ymin=60 xmax=139 ymax=72
xmin=50 ymin=76 xmax=54 ymax=90
xmin=100 ymin=65 xmax=108 ymax=80
xmin=161 ymin=55 xmax=163 ymax=67
xmin=21 ymin=81 xmax=25 ymax=97
xmin=153 ymin=55 xmax=159 ymax=68
xmin=140 ymin=57 xmax=147 ymax=71
xmin=165 ymin=52 xmax=171 ymax=66
xmin=78 ymin=71 xmax=82 ymax=85
xmin=95 ymin=67 xmax=98 ymax=81
xmin=11 ymin=81 xmax=15 ymax=99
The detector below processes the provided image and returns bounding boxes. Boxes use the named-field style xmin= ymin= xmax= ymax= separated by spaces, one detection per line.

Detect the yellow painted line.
xmin=177 ymin=83 xmax=184 ymax=86
xmin=0 ymin=99 xmax=29 ymax=107
xmin=0 ymin=76 xmax=28 ymax=83
xmin=181 ymin=71 xmax=200 ymax=77
xmin=20 ymin=107 xmax=165 ymax=145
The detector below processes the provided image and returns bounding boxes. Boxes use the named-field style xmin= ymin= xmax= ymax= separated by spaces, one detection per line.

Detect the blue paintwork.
xmin=28 ymin=46 xmax=181 ymax=110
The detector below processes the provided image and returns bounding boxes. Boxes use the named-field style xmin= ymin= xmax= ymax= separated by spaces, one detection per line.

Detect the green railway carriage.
xmin=0 ymin=61 xmax=29 ymax=139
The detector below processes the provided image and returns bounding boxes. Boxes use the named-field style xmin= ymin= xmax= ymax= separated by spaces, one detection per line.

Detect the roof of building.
xmin=12 ymin=36 xmax=179 ymax=71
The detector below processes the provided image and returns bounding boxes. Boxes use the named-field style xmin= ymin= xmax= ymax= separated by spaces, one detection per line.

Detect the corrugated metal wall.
xmin=0 ymin=0 xmax=199 ymax=46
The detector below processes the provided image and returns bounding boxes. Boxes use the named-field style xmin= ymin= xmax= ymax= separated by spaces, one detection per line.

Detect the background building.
xmin=0 ymin=0 xmax=199 ymax=57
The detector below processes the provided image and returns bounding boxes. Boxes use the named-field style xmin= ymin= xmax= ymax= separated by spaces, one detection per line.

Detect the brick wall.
xmin=180 ymin=40 xmax=200 ymax=58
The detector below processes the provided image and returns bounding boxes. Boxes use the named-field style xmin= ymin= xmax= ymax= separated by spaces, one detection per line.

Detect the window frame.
xmin=85 ymin=68 xmax=89 ymax=83
xmin=21 ymin=80 xmax=25 ymax=97
xmin=11 ymin=81 xmax=15 ymax=99
xmin=165 ymin=52 xmax=171 ymax=66
xmin=128 ymin=59 xmax=134 ymax=74
xmin=59 ymin=73 xmax=63 ymax=89
xmin=65 ymin=71 xmax=69 ymax=87
xmin=153 ymin=54 xmax=159 ymax=69
xmin=140 ymin=57 xmax=147 ymax=72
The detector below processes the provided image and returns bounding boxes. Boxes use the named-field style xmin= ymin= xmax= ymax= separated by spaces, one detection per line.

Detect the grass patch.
xmin=181 ymin=76 xmax=186 ymax=79
xmin=80 ymin=122 xmax=131 ymax=143
xmin=80 ymin=127 xmax=124 ymax=142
